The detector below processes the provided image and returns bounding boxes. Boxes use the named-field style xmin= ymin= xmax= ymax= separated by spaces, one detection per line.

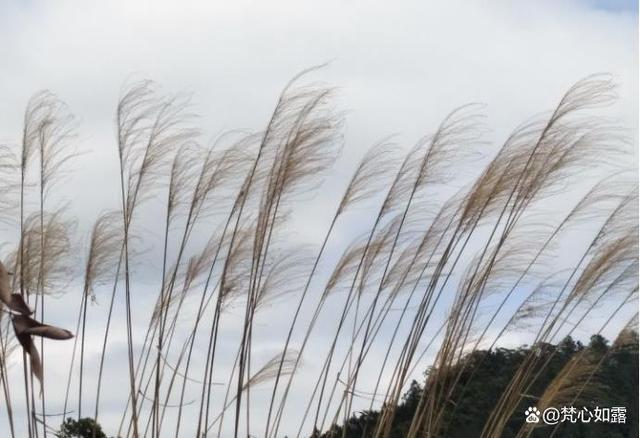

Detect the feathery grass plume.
xmin=154 ymin=230 xmax=220 ymax=324
xmin=443 ymin=258 xmax=633 ymax=438
xmin=227 ymin=70 xmax=343 ymax=437
xmin=429 ymin=253 xmax=550 ymax=430
xmin=254 ymin=248 xmax=314 ymax=310
xmin=476 ymin=77 xmax=619 ymax=361
xmin=481 ymin=206 xmax=637 ymax=438
xmin=244 ymin=350 xmax=299 ymax=389
xmin=379 ymin=237 xmax=425 ymax=295
xmin=263 ymin=137 xmax=402 ymax=438
xmin=17 ymin=91 xmax=66 ymax=301
xmin=512 ymin=275 xmax=568 ymax=330
xmin=151 ymin=238 xmax=219 ymax=325
xmin=21 ymin=91 xmax=59 ymax=175
xmin=30 ymin=94 xmax=76 ymax=435
xmin=538 ymin=350 xmax=604 ymax=410
xmin=249 ymin=82 xmax=340 ymax=286
xmin=375 ymin=105 xmax=480 ymax=220
xmin=187 ymin=136 xmax=256 ymax=225
xmin=555 ymin=258 xmax=638 ymax=344
xmin=261 ymin=78 xmax=341 ymax=198
xmin=339 ymin=215 xmax=409 ymax=394
xmin=439 ymin=173 xmax=635 ymax=407
xmin=544 ymin=317 xmax=638 ymax=438
xmin=154 ymin=140 xmax=259 ymax=435
xmin=181 ymin=234 xmax=221 ymax=293
xmin=568 ymin=233 xmax=638 ymax=302
xmin=312 ymin=106 xmax=486 ymax=436
xmin=82 ymin=211 xmax=125 ymax=303
xmin=337 ymin=140 xmax=400 ymax=215
xmin=346 ymin=201 xmax=467 ymax=429
xmin=218 ymin=225 xmax=255 ymax=309
xmin=502 ymin=77 xmax=620 ymax=217
xmin=109 ymin=80 xmax=198 ymax=438
xmin=339 ymin=127 xmax=477 ymax=431
xmin=504 ymin=175 xmax=636 ymax=332
xmin=143 ymin=137 xmax=253 ymax=438
xmin=309 ymin=221 xmax=404 ymax=400
xmin=548 ymin=318 xmax=638 ymax=438
xmin=31 ymin=97 xmax=76 ymax=434
xmin=165 ymin=143 xmax=201 ymax=226
xmin=457 ymin=79 xmax=619 ymax=237
xmin=377 ymin=195 xmax=458 ymax=295
xmin=517 ymin=350 xmax=603 ymax=438
xmin=117 ymin=82 xmax=198 ymax=218
xmin=372 ymin=76 xmax=623 ymax=438
xmin=325 ymin=217 xmax=400 ymax=298
xmin=11 ymin=210 xmax=75 ymax=297
xmin=326 ymin=238 xmax=371 ymax=296
xmin=459 ymin=224 xmax=550 ymax=304
xmin=391 ymin=194 xmax=463 ymax=293
xmin=0 ymin=71 xmax=635 ymax=438
xmin=590 ymin=189 xmax=638 ymax=253
xmin=303 ymin=105 xmax=486 ymax=437
xmin=33 ymin=91 xmax=77 ymax=199
xmin=378 ymin=145 xmax=424 ymax=219
xmin=356 ymin=215 xmax=404 ymax=295
xmin=203 ymin=350 xmax=299 ymax=433
xmin=409 ymin=105 xmax=486 ymax=192
xmin=151 ymin=137 xmax=252 ymax=403
xmin=167 ymin=134 xmax=253 ymax=247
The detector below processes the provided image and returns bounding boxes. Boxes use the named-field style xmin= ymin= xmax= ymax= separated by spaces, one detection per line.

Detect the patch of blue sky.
xmin=582 ymin=0 xmax=639 ymax=14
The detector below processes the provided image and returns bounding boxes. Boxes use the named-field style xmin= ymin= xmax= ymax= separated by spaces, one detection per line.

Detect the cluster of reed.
xmin=0 ymin=70 xmax=637 ymax=438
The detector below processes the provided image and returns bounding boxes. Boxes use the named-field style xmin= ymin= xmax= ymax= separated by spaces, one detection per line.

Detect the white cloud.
xmin=0 ymin=0 xmax=636 ymax=436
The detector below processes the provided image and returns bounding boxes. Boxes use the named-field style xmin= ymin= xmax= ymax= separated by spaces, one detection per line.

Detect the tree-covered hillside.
xmin=316 ymin=334 xmax=638 ymax=438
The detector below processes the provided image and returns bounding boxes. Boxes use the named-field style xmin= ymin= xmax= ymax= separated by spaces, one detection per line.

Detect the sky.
xmin=0 ymin=0 xmax=637 ymax=437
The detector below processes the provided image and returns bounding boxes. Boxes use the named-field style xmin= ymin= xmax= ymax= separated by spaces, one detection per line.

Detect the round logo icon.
xmin=525 ymin=407 xmax=541 ymax=423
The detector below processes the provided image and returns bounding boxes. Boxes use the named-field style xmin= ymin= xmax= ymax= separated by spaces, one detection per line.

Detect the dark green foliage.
xmin=55 ymin=418 xmax=108 ymax=438
xmin=320 ymin=334 xmax=638 ymax=438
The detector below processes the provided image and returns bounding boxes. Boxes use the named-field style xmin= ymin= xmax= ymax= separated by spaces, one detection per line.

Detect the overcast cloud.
xmin=0 ymin=0 xmax=637 ymax=437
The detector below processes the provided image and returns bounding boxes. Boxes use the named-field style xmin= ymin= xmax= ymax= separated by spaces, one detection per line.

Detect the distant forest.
xmin=314 ymin=334 xmax=639 ymax=438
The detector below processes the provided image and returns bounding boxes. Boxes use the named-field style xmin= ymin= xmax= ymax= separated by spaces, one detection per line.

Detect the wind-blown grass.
xmin=0 ymin=71 xmax=637 ymax=438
